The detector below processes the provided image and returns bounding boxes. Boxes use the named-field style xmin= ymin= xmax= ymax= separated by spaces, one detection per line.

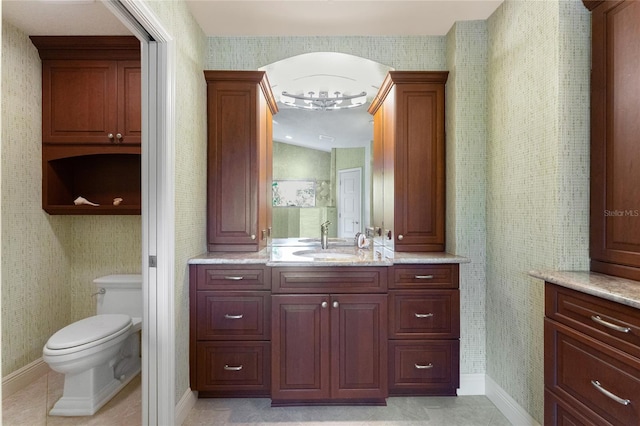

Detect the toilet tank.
xmin=93 ymin=274 xmax=142 ymax=319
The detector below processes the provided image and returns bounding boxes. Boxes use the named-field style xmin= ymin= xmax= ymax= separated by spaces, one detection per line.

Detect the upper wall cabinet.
xmin=205 ymin=71 xmax=278 ymax=252
xmin=585 ymin=1 xmax=640 ymax=280
xmin=31 ymin=36 xmax=141 ymax=215
xmin=369 ymin=71 xmax=448 ymax=252
xmin=31 ymin=36 xmax=141 ymax=146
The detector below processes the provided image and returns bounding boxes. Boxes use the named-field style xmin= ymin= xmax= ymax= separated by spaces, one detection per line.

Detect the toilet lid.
xmin=47 ymin=314 xmax=132 ymax=350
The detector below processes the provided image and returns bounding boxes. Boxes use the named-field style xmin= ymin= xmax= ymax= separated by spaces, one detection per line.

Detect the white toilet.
xmin=43 ymin=274 xmax=142 ymax=416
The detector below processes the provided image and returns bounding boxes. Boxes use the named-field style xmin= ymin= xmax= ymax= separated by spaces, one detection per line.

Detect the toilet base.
xmin=49 ymin=333 xmax=141 ymax=416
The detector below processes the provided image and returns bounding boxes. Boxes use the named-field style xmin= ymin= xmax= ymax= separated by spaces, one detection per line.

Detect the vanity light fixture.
xmin=280 ymin=90 xmax=367 ymax=111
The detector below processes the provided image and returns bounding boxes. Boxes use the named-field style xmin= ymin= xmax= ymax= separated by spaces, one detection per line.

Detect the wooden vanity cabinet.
xmin=270 ymin=266 xmax=388 ymax=405
xmin=388 ymin=264 xmax=460 ymax=395
xmin=189 ymin=264 xmax=271 ymax=397
xmin=30 ymin=36 xmax=141 ymax=214
xmin=368 ymin=72 xmax=448 ymax=252
xmin=545 ymin=283 xmax=640 ymax=425
xmin=204 ymin=71 xmax=278 ymax=252
xmin=585 ymin=0 xmax=640 ymax=281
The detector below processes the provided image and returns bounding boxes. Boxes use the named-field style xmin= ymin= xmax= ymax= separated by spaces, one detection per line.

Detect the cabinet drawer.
xmin=389 ymin=340 xmax=459 ymax=395
xmin=272 ymin=267 xmax=387 ymax=293
xmin=545 ymin=319 xmax=640 ymax=426
xmin=545 ymin=283 xmax=640 ymax=358
xmin=195 ymin=342 xmax=270 ymax=396
xmin=389 ymin=290 xmax=459 ymax=339
xmin=390 ymin=265 xmax=458 ymax=289
xmin=545 ymin=389 xmax=604 ymax=426
xmin=193 ymin=265 xmax=270 ymax=290
xmin=196 ymin=291 xmax=270 ymax=340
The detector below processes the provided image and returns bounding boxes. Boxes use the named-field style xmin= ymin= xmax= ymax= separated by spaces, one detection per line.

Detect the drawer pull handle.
xmin=224 ymin=276 xmax=244 ymax=281
xmin=224 ymin=365 xmax=243 ymax=371
xmin=415 ymin=275 xmax=434 ymax=280
xmin=591 ymin=380 xmax=631 ymax=406
xmin=415 ymin=363 xmax=434 ymax=370
xmin=224 ymin=314 xmax=243 ymax=319
xmin=591 ymin=315 xmax=631 ymax=333
xmin=415 ymin=313 xmax=434 ymax=318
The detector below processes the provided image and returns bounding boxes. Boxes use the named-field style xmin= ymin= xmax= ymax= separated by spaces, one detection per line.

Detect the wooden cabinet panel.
xmin=271 ymin=294 xmax=331 ymax=402
xmin=271 ymin=293 xmax=388 ymax=404
xmin=544 ymin=389 xmax=603 ymax=426
xmin=117 ymin=61 xmax=141 ymax=144
xmin=195 ymin=265 xmax=270 ymax=291
xmin=196 ymin=291 xmax=270 ymax=340
xmin=195 ymin=341 xmax=270 ymax=396
xmin=588 ymin=0 xmax=640 ymax=280
xmin=331 ymin=294 xmax=388 ymax=400
xmin=369 ymin=72 xmax=448 ymax=252
xmin=546 ymin=284 xmax=640 ymax=358
xmin=388 ymin=340 xmax=459 ymax=395
xmin=545 ymin=319 xmax=640 ymax=426
xmin=272 ymin=266 xmax=387 ymax=293
xmin=388 ymin=290 xmax=459 ymax=339
xmin=390 ymin=265 xmax=458 ymax=289
xmin=205 ymin=71 xmax=277 ymax=252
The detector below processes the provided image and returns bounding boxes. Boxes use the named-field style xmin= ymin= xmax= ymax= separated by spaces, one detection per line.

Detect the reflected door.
xmin=338 ymin=168 xmax=362 ymax=237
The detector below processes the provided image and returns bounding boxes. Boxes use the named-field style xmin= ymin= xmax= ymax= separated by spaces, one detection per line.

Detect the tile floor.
xmin=3 ymin=371 xmax=513 ymax=425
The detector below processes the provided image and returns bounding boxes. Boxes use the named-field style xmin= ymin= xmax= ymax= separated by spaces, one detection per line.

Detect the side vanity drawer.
xmin=390 ymin=265 xmax=458 ymax=289
xmin=389 ymin=340 xmax=459 ymax=395
xmin=194 ymin=265 xmax=270 ymax=290
xmin=545 ymin=319 xmax=640 ymax=426
xmin=196 ymin=291 xmax=270 ymax=340
xmin=389 ymin=290 xmax=460 ymax=339
xmin=546 ymin=284 xmax=640 ymax=358
xmin=195 ymin=341 xmax=271 ymax=396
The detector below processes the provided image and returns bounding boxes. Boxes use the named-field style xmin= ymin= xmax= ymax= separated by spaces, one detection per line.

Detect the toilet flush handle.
xmin=91 ymin=288 xmax=106 ymax=297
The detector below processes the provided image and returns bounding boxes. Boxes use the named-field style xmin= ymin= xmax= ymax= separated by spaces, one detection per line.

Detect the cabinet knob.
xmin=397 ymin=234 xmax=404 ymax=241
xmin=250 ymin=234 xmax=256 ymax=240
xmin=116 ymin=133 xmax=123 ymax=141
xmin=333 ymin=301 xmax=339 ymax=308
xmin=321 ymin=301 xmax=328 ymax=308
xmin=108 ymin=133 xmax=115 ymax=140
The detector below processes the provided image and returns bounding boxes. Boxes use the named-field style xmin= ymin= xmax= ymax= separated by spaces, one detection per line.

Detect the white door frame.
xmin=103 ymin=1 xmax=176 ymax=424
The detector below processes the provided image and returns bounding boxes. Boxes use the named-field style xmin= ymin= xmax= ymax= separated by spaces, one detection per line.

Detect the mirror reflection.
xmin=260 ymin=53 xmax=392 ymax=240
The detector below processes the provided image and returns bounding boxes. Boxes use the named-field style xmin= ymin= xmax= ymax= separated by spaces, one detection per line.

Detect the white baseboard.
xmin=2 ymin=357 xmax=50 ymax=398
xmin=458 ymin=373 xmax=486 ymax=395
xmin=485 ymin=375 xmax=540 ymax=426
xmin=175 ymin=388 xmax=198 ymax=425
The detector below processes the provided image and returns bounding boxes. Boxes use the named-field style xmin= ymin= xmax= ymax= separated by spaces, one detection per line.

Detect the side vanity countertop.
xmin=189 ymin=245 xmax=469 ymax=267
xmin=530 ymin=270 xmax=640 ymax=310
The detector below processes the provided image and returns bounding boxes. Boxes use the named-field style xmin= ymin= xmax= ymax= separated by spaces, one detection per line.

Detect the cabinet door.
xmin=394 ymin=82 xmax=445 ymax=251
xmin=43 ymin=60 xmax=117 ymax=144
xmin=271 ymin=295 xmax=330 ymax=402
xmin=207 ymin=80 xmax=259 ymax=251
xmin=117 ymin=61 xmax=141 ymax=144
xmin=331 ymin=294 xmax=388 ymax=400
xmin=590 ymin=0 xmax=640 ymax=280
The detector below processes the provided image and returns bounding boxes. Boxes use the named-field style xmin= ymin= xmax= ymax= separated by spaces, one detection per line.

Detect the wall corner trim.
xmin=2 ymin=358 xmax=50 ymax=398
xmin=458 ymin=373 xmax=486 ymax=395
xmin=485 ymin=375 xmax=540 ymax=426
xmin=175 ymin=388 xmax=198 ymax=425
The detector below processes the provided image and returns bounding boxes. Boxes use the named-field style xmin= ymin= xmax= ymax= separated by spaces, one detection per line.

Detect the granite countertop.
xmin=530 ymin=270 xmax=640 ymax=310
xmin=189 ymin=241 xmax=469 ymax=267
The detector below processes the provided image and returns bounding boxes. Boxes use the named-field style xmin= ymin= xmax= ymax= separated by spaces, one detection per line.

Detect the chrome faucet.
xmin=320 ymin=221 xmax=331 ymax=249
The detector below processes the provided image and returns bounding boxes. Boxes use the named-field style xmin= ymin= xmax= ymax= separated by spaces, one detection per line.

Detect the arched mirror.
xmin=260 ymin=53 xmax=393 ymax=241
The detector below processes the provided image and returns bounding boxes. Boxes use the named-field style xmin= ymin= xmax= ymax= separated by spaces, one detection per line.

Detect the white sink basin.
xmin=292 ymin=249 xmax=360 ymax=260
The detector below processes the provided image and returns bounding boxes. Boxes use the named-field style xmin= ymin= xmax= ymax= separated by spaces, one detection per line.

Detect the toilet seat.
xmin=45 ymin=314 xmax=132 ymax=354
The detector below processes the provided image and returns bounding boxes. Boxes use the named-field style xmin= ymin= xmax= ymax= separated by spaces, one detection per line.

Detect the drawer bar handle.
xmin=591 ymin=380 xmax=631 ymax=406
xmin=415 ymin=363 xmax=434 ymax=370
xmin=224 ymin=365 xmax=243 ymax=371
xmin=224 ymin=276 xmax=244 ymax=281
xmin=224 ymin=314 xmax=243 ymax=319
xmin=591 ymin=315 xmax=631 ymax=333
xmin=415 ymin=313 xmax=434 ymax=318
xmin=415 ymin=275 xmax=434 ymax=279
